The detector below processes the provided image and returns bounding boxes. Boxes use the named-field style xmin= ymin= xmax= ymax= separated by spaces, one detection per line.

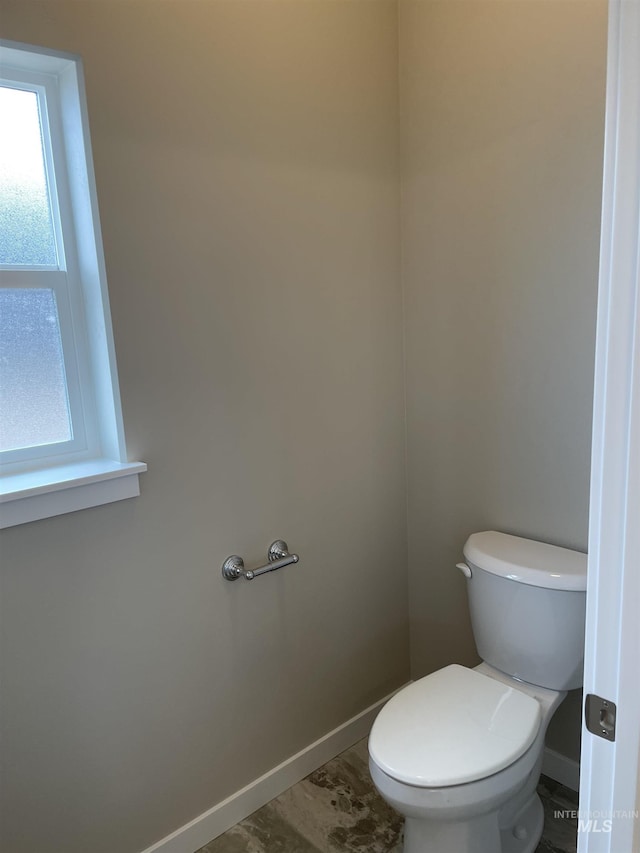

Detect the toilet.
xmin=368 ymin=531 xmax=587 ymax=853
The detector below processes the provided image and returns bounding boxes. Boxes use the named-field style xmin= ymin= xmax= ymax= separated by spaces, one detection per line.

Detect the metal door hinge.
xmin=585 ymin=694 xmax=617 ymax=742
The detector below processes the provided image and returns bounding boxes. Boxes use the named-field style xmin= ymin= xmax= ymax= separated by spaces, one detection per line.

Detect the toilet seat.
xmin=368 ymin=664 xmax=540 ymax=787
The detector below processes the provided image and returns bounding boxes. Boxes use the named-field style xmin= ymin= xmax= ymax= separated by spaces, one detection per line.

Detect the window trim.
xmin=0 ymin=40 xmax=145 ymax=527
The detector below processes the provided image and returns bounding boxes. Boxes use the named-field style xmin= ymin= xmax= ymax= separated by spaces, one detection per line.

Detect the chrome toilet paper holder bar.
xmin=222 ymin=540 xmax=299 ymax=581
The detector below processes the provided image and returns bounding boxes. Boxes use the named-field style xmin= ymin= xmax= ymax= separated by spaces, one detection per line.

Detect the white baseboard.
xmin=542 ymin=746 xmax=580 ymax=792
xmin=139 ymin=688 xmax=399 ymax=853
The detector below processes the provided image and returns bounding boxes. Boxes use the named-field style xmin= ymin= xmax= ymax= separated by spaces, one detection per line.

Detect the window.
xmin=0 ymin=41 xmax=145 ymax=528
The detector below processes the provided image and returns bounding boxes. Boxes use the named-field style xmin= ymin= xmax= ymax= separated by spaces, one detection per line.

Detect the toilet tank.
xmin=462 ymin=531 xmax=587 ymax=691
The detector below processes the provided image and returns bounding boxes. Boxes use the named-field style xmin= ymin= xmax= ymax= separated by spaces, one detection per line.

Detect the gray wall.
xmin=399 ymin=0 xmax=607 ymax=759
xmin=0 ymin=3 xmax=408 ymax=852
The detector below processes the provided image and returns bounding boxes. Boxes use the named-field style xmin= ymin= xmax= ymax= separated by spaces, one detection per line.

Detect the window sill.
xmin=0 ymin=459 xmax=147 ymax=528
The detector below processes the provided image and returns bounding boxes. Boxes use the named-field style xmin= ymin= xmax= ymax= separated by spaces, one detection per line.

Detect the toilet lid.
xmin=368 ymin=665 xmax=540 ymax=787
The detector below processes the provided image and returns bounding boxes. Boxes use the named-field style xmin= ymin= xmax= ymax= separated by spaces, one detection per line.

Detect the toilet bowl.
xmin=369 ymin=663 xmax=563 ymax=853
xmin=368 ymin=531 xmax=587 ymax=853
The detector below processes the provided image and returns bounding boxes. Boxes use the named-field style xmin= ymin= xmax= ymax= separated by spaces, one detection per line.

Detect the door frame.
xmin=578 ymin=0 xmax=640 ymax=850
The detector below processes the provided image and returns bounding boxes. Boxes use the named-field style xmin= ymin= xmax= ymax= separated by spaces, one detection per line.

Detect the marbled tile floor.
xmin=197 ymin=739 xmax=579 ymax=853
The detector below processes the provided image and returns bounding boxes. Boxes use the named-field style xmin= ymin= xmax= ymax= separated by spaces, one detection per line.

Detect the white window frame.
xmin=0 ymin=40 xmax=145 ymax=528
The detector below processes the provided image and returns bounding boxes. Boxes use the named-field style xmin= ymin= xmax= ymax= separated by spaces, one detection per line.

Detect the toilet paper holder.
xmin=222 ymin=540 xmax=299 ymax=581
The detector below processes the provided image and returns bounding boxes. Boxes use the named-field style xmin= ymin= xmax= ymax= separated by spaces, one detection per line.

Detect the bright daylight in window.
xmin=1 ymin=86 xmax=71 ymax=452
xmin=0 ymin=41 xmax=145 ymax=528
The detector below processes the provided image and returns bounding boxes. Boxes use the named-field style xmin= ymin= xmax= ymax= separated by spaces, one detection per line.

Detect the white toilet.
xmin=368 ymin=530 xmax=587 ymax=853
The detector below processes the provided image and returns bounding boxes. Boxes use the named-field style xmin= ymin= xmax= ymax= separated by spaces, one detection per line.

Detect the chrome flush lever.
xmin=222 ymin=540 xmax=299 ymax=581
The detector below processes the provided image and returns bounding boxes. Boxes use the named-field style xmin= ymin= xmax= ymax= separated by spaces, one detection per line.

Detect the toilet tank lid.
xmin=463 ymin=531 xmax=587 ymax=591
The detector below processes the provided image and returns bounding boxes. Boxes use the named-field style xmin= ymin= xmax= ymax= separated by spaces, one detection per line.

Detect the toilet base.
xmin=402 ymin=792 xmax=544 ymax=853
xmin=403 ymin=811 xmax=500 ymax=853
xmin=500 ymin=793 xmax=544 ymax=853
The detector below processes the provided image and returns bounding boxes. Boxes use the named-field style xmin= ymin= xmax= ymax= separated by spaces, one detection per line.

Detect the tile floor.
xmin=197 ymin=739 xmax=579 ymax=853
